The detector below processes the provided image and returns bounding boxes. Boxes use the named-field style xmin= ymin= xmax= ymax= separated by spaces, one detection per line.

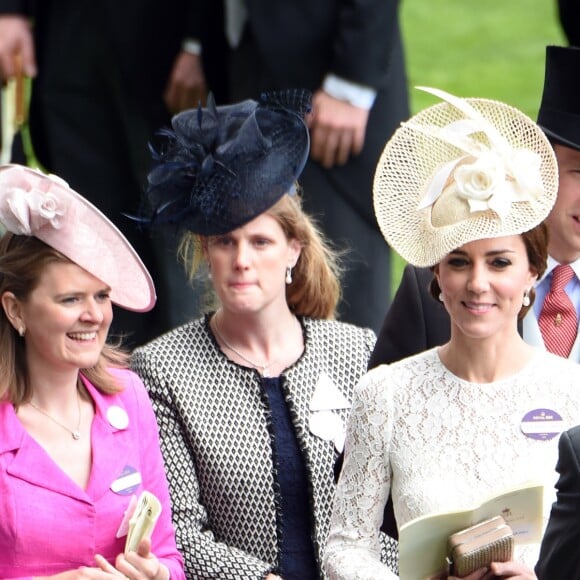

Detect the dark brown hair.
xmin=429 ymin=222 xmax=549 ymax=319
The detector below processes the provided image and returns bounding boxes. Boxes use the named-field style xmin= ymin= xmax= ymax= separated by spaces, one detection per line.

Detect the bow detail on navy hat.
xmin=142 ymin=89 xmax=312 ymax=236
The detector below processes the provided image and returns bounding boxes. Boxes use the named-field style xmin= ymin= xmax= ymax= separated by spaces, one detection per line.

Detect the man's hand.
xmin=163 ymin=51 xmax=207 ymax=113
xmin=307 ymin=89 xmax=369 ymax=168
xmin=0 ymin=15 xmax=36 ymax=80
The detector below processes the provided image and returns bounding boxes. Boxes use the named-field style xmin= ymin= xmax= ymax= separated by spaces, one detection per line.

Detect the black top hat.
xmin=537 ymin=45 xmax=580 ymax=151
xmin=143 ymin=89 xmax=311 ymax=236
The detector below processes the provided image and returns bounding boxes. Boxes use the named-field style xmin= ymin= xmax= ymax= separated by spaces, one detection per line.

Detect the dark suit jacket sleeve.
xmin=368 ymin=265 xmax=450 ymax=369
xmin=330 ymin=0 xmax=400 ymax=88
xmin=185 ymin=0 xmax=213 ymax=43
xmin=0 ymin=0 xmax=28 ymax=14
xmin=536 ymin=427 xmax=580 ymax=580
xmin=244 ymin=0 xmax=402 ymax=91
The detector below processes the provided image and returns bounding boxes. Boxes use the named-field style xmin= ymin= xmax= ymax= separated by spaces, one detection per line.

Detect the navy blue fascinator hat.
xmin=144 ymin=89 xmax=311 ymax=236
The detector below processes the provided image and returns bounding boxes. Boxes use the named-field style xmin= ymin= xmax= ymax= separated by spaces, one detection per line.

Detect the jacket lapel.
xmin=82 ymin=378 xmax=136 ymax=501
xmin=0 ymin=378 xmax=135 ymax=503
xmin=0 ymin=401 xmax=89 ymax=502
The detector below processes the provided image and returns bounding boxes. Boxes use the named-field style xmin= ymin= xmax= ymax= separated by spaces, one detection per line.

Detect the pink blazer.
xmin=0 ymin=368 xmax=184 ymax=579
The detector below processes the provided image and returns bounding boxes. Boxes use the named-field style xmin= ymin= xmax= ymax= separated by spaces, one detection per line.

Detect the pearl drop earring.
xmin=286 ymin=267 xmax=293 ymax=285
xmin=522 ymin=289 xmax=531 ymax=307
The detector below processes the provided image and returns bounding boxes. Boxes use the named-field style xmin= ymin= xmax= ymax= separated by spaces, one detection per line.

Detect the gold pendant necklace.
xmin=29 ymin=388 xmax=82 ymax=440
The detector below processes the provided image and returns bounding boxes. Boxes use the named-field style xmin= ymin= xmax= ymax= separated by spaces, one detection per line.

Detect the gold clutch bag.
xmin=447 ymin=515 xmax=514 ymax=577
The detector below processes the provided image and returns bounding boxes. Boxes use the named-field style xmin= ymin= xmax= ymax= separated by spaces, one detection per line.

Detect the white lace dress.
xmin=324 ymin=347 xmax=580 ymax=579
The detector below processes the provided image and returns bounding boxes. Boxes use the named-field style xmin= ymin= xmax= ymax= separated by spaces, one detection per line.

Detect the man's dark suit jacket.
xmin=0 ymin=0 xmax=228 ymax=344
xmin=238 ymin=0 xmax=409 ymax=227
xmin=536 ymin=426 xmax=580 ymax=580
xmin=192 ymin=0 xmax=409 ymax=231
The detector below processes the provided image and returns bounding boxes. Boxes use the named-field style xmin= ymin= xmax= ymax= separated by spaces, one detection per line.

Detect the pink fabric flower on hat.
xmin=0 ymin=168 xmax=66 ymax=235
xmin=0 ymin=164 xmax=156 ymax=311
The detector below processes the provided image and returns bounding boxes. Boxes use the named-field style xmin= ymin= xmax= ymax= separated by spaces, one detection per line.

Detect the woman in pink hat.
xmin=0 ymin=165 xmax=184 ymax=579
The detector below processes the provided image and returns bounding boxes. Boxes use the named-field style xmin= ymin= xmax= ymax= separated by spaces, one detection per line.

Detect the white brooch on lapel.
xmin=309 ymin=372 xmax=351 ymax=453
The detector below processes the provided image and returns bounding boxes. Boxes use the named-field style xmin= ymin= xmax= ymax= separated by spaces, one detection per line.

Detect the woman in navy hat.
xmin=131 ymin=91 xmax=397 ymax=579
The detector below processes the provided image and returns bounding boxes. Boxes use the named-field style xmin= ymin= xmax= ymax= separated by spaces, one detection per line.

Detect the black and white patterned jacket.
xmin=132 ymin=315 xmax=395 ymax=578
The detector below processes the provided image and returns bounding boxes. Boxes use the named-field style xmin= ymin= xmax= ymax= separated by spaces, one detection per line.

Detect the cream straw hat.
xmin=373 ymin=87 xmax=558 ymax=267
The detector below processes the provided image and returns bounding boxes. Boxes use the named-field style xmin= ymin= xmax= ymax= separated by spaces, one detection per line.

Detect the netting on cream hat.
xmin=373 ymin=87 xmax=558 ymax=267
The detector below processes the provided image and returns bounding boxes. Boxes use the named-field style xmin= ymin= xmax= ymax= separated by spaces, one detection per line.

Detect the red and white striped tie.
xmin=539 ymin=264 xmax=577 ymax=358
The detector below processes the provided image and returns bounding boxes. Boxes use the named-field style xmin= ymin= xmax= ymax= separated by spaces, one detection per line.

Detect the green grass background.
xmin=389 ymin=0 xmax=567 ymax=294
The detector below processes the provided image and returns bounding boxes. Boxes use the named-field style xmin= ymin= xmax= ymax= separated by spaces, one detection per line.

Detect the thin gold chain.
xmin=29 ymin=388 xmax=82 ymax=440
xmin=212 ymin=312 xmax=277 ymax=377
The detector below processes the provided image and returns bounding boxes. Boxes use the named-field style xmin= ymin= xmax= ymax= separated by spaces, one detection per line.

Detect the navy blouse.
xmin=262 ymin=377 xmax=318 ymax=579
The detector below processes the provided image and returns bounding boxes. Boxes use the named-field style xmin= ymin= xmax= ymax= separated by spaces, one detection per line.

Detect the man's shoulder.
xmin=564 ymin=424 xmax=580 ymax=454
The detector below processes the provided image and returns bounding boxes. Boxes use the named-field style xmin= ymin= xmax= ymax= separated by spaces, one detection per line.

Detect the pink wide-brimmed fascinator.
xmin=0 ymin=164 xmax=156 ymax=312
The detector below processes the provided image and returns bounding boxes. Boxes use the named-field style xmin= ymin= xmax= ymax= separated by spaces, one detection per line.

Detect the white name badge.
xmin=111 ymin=468 xmax=142 ymax=495
xmin=520 ymin=408 xmax=564 ymax=441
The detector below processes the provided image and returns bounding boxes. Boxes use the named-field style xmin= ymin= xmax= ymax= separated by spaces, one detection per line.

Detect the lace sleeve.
xmin=324 ymin=368 xmax=398 ymax=579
